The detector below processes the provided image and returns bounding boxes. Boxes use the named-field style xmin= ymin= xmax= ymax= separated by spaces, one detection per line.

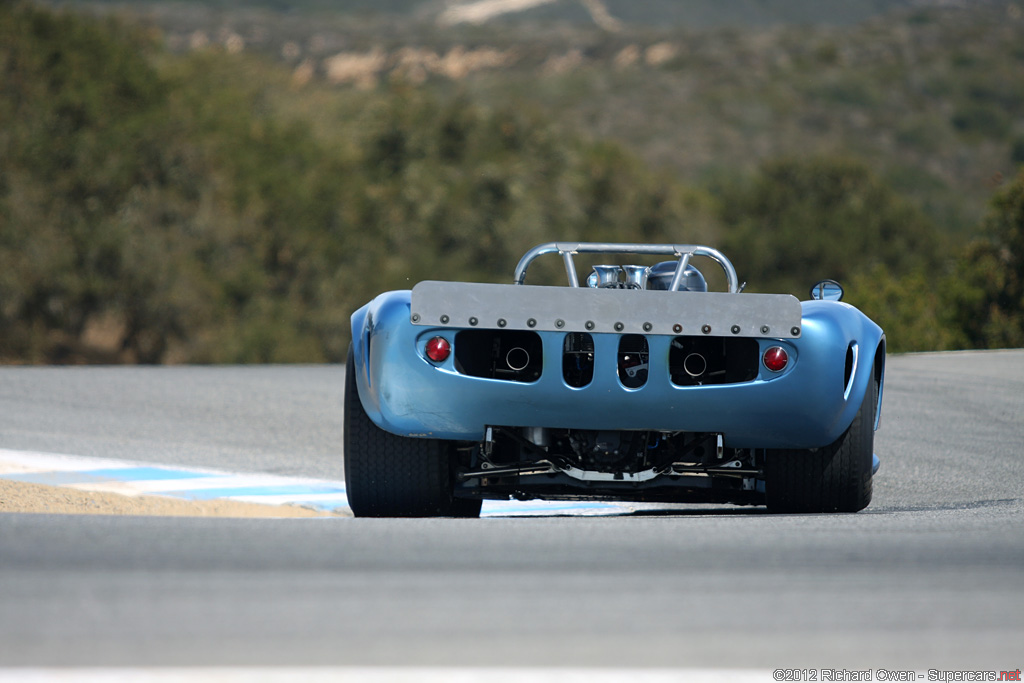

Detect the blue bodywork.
xmin=349 ymin=288 xmax=885 ymax=451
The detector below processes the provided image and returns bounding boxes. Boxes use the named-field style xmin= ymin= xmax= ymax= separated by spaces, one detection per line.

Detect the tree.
xmin=845 ymin=266 xmax=960 ymax=353
xmin=718 ymin=157 xmax=943 ymax=296
xmin=944 ymin=168 xmax=1024 ymax=349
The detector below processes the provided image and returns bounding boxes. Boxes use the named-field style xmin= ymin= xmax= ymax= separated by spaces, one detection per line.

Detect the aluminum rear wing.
xmin=513 ymin=242 xmax=741 ymax=293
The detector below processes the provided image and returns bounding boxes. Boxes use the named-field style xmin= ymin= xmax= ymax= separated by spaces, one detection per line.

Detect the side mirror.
xmin=810 ymin=279 xmax=844 ymax=302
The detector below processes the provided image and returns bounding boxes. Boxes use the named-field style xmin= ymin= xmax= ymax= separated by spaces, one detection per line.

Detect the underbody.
xmin=455 ymin=426 xmax=766 ymax=506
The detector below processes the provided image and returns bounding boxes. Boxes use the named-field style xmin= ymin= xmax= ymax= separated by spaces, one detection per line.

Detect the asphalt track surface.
xmin=1 ymin=351 xmax=1022 ymax=670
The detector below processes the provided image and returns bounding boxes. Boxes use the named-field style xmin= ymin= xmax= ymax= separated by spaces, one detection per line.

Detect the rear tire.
xmin=765 ymin=373 xmax=877 ymax=513
xmin=343 ymin=346 xmax=482 ymax=518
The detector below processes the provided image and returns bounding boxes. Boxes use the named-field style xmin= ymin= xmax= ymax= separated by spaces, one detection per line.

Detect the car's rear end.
xmin=344 ymin=243 xmax=884 ymax=516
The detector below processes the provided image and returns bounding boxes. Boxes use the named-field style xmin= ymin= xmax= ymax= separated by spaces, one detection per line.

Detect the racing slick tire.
xmin=344 ymin=346 xmax=482 ymax=518
xmin=765 ymin=371 xmax=877 ymax=513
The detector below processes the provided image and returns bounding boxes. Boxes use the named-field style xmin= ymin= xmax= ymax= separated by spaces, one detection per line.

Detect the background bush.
xmin=1 ymin=3 xmax=1022 ymax=362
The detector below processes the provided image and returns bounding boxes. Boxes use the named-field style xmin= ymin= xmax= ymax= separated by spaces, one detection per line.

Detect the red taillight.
xmin=763 ymin=346 xmax=789 ymax=373
xmin=425 ymin=336 xmax=451 ymax=363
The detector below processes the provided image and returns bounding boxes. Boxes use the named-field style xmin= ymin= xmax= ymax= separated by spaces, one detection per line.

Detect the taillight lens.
xmin=763 ymin=346 xmax=789 ymax=373
xmin=425 ymin=336 xmax=451 ymax=363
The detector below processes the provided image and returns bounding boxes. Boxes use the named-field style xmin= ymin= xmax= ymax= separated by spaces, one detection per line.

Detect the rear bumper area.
xmin=351 ymin=290 xmax=882 ymax=450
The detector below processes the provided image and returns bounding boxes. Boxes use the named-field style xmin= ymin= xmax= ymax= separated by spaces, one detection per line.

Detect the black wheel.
xmin=765 ymin=372 xmax=877 ymax=513
xmin=343 ymin=345 xmax=481 ymax=518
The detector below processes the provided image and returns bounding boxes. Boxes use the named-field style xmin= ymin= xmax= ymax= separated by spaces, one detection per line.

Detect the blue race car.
xmin=345 ymin=242 xmax=884 ymax=517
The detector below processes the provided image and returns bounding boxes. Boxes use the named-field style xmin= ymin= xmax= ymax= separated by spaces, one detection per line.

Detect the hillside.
xmin=55 ymin=0 xmax=1024 ymax=233
xmin=3 ymin=1 xmax=1023 ymax=363
xmin=55 ymin=0 xmax=1006 ymax=28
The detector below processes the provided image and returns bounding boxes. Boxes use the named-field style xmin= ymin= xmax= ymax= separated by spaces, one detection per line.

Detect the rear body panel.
xmin=350 ymin=285 xmax=884 ymax=450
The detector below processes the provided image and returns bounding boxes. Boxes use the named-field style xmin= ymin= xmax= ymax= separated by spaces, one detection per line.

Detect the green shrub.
xmin=717 ymin=156 xmax=943 ymax=296
xmin=944 ymin=168 xmax=1024 ymax=349
xmin=951 ymin=103 xmax=1012 ymax=140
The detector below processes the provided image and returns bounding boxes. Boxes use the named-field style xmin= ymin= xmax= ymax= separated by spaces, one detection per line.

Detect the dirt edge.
xmin=0 ymin=478 xmax=347 ymax=518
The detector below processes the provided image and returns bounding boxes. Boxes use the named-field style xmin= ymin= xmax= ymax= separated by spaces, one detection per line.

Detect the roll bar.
xmin=512 ymin=242 xmax=740 ymax=293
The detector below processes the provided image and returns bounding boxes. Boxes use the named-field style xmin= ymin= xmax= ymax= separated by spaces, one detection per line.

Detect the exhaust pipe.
xmin=683 ymin=352 xmax=707 ymax=378
xmin=506 ymin=347 xmax=531 ymax=372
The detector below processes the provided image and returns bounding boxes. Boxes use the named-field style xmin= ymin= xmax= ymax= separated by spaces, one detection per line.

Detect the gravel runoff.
xmin=0 ymin=478 xmax=342 ymax=518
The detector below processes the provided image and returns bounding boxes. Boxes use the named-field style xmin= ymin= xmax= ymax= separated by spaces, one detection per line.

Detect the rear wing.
xmin=410 ymin=281 xmax=802 ymax=338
